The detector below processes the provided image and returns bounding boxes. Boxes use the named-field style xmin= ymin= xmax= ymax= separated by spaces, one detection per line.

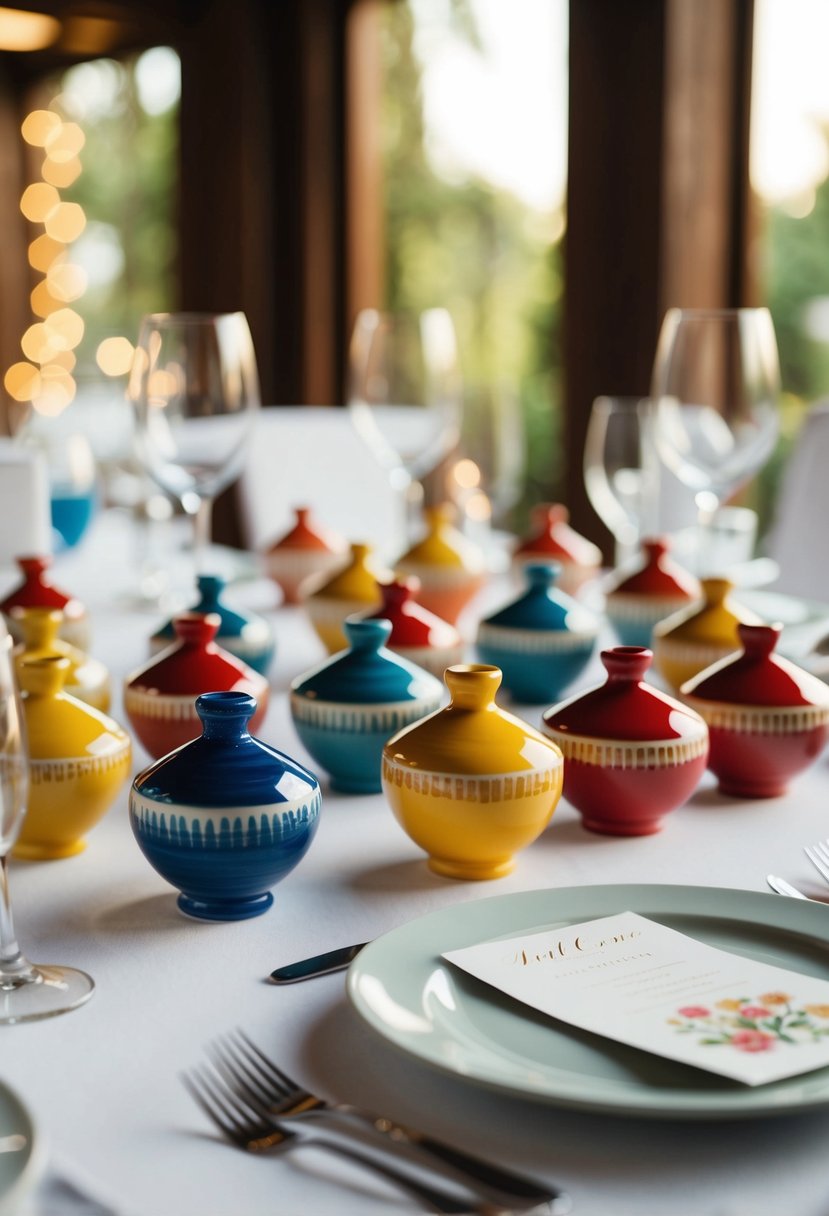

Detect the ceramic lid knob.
xmin=15 ymin=607 xmax=62 ymax=650
xmin=18 ymin=654 xmax=70 ymax=697
xmin=195 ymin=690 xmax=257 ymax=738
xmin=524 ymin=561 xmax=562 ymax=589
xmin=172 ymin=612 xmax=221 ymax=646
xmin=738 ymin=622 xmax=780 ymax=659
xmin=342 ymin=617 xmax=392 ymax=651
xmin=601 ymin=645 xmax=652 ymax=684
xmin=444 ymin=663 xmax=502 ymax=710
xmin=196 ymin=575 xmax=224 ymax=606
xmin=380 ymin=578 xmax=416 ymax=610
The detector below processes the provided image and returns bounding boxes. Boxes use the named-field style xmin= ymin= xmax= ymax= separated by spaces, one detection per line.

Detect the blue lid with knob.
xmin=291 ymin=616 xmax=444 ymax=705
xmin=481 ymin=562 xmax=599 ymax=634
xmin=150 ymin=574 xmax=275 ymax=674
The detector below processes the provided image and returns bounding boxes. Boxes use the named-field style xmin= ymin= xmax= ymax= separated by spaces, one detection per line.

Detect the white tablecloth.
xmin=5 ymin=513 xmax=829 ymax=1216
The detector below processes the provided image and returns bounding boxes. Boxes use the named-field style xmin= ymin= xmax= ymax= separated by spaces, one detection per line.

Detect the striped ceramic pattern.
xmin=124 ymin=687 xmax=202 ymax=721
xmin=541 ymin=727 xmax=708 ymax=769
xmin=290 ymin=692 xmax=441 ymax=734
xmin=605 ymin=593 xmax=697 ymax=621
xmin=30 ymin=746 xmax=131 ymax=785
xmin=130 ymin=787 xmax=322 ymax=849
xmin=477 ymin=622 xmax=597 ymax=653
xmin=685 ymin=698 xmax=829 ymax=735
xmin=382 ymin=756 xmax=563 ymax=802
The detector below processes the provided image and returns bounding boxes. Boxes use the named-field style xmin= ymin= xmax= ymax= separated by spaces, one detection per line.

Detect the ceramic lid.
xmin=0 ymin=555 xmax=84 ymax=616
xmin=291 ymin=616 xmax=443 ymax=705
xmin=18 ymin=656 xmax=128 ymax=759
xmin=365 ymin=577 xmax=460 ymax=649
xmin=152 ymin=575 xmax=271 ymax=643
xmin=133 ymin=690 xmax=319 ymax=806
xmin=542 ymin=646 xmax=707 ymax=742
xmin=267 ymin=506 xmax=344 ymax=554
xmin=654 ymin=578 xmax=761 ymax=645
xmin=481 ymin=563 xmax=599 ymax=635
xmin=399 ymin=505 xmax=485 ymax=572
xmin=313 ymin=543 xmax=390 ymax=600
xmin=514 ymin=503 xmax=602 ymax=567
xmin=606 ymin=538 xmax=700 ymax=600
xmin=126 ymin=613 xmax=267 ymax=695
xmin=682 ymin=623 xmax=829 ymax=708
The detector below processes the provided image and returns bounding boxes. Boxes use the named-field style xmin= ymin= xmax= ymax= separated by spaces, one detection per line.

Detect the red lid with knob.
xmin=126 ymin=612 xmax=269 ymax=699
xmin=514 ymin=503 xmax=601 ymax=567
xmin=682 ymin=623 xmax=829 ymax=708
xmin=267 ymin=506 xmax=342 ymax=553
xmin=365 ymin=577 xmax=461 ymax=649
xmin=0 ymin=555 xmax=85 ymax=617
xmin=607 ymin=538 xmax=700 ymax=599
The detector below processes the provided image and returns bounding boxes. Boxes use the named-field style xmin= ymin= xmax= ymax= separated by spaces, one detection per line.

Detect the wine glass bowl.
xmin=651 ymin=308 xmax=780 ymax=559
xmin=128 ymin=312 xmax=260 ymax=575
xmin=583 ymin=396 xmax=658 ymax=564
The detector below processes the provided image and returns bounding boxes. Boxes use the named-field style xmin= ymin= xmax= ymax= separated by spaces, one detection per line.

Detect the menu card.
xmin=443 ymin=912 xmax=829 ymax=1085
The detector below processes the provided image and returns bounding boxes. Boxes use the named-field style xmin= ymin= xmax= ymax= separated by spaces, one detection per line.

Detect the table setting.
xmin=5 ymin=305 xmax=829 ymax=1216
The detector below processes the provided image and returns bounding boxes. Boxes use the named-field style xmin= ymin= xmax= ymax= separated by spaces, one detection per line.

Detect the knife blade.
xmin=767 ymin=874 xmax=809 ymax=900
xmin=269 ymin=941 xmax=369 ymax=984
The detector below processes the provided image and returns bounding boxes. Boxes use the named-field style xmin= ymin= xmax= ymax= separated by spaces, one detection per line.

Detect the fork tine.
xmin=235 ymin=1028 xmax=312 ymax=1099
xmin=181 ymin=1069 xmax=246 ymax=1145
xmin=210 ymin=1035 xmax=280 ymax=1108
xmin=805 ymin=845 xmax=829 ymax=884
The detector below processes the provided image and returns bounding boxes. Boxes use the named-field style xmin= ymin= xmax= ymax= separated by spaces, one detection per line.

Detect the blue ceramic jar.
xmin=290 ymin=616 xmax=443 ymax=793
xmin=129 ymin=691 xmax=320 ymax=921
xmin=476 ymin=562 xmax=599 ymax=703
xmin=151 ymin=574 xmax=275 ymax=675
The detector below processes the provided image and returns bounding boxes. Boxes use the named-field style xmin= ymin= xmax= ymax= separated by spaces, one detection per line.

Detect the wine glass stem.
xmin=695 ymin=490 xmax=719 ymax=575
xmin=0 ymin=854 xmax=34 ymax=985
xmin=192 ymin=496 xmax=213 ymax=577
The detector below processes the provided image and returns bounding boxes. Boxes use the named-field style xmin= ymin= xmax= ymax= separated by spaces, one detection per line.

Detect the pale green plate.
xmin=347 ymin=884 xmax=829 ymax=1119
xmin=0 ymin=1078 xmax=41 ymax=1215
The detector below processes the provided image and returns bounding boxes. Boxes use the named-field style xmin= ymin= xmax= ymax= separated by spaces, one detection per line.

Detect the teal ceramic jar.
xmin=476 ymin=562 xmax=599 ymax=703
xmin=290 ymin=617 xmax=443 ymax=793
xmin=151 ymin=574 xmax=275 ymax=675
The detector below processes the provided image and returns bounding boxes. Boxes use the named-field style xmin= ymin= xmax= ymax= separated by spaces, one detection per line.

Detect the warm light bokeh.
xmin=96 ymin=336 xmax=134 ymax=377
xmin=44 ymin=200 xmax=86 ymax=242
xmin=20 ymin=181 xmax=59 ymax=222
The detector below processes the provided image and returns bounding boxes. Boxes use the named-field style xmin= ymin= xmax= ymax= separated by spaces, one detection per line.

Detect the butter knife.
xmin=269 ymin=942 xmax=369 ymax=983
xmin=767 ymin=875 xmax=809 ymax=899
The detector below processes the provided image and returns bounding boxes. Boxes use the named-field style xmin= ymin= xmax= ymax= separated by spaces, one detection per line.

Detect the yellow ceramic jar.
xmin=652 ymin=577 xmax=762 ymax=693
xmin=15 ymin=656 xmax=132 ymax=860
xmin=395 ymin=504 xmax=486 ymax=625
xmin=13 ymin=606 xmax=111 ymax=712
xmin=382 ymin=664 xmax=563 ymax=880
xmin=305 ymin=542 xmax=391 ymax=653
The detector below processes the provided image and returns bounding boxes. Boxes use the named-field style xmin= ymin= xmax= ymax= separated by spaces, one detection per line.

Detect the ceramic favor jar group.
xmin=512 ymin=503 xmax=602 ymax=595
xmin=1 ymin=555 xmax=89 ymax=649
xmin=290 ymin=617 xmax=443 ymax=792
xmin=476 ymin=562 xmax=599 ymax=703
xmin=150 ymin=574 xmax=275 ymax=675
xmin=264 ymin=506 xmax=347 ymax=605
xmin=395 ymin=505 xmax=486 ymax=624
xmin=652 ymin=577 xmax=760 ymax=692
xmin=306 ymin=543 xmax=390 ymax=653
xmin=542 ymin=647 xmax=708 ymax=836
xmin=382 ymin=664 xmax=563 ymax=879
xmin=363 ymin=577 xmax=464 ymax=677
xmin=130 ymin=691 xmax=321 ymax=921
xmin=124 ymin=613 xmax=269 ymax=758
xmin=682 ymin=623 xmax=829 ymax=797
xmin=604 ymin=538 xmax=700 ymax=648
xmin=15 ymin=656 xmax=131 ymax=859
xmin=13 ymin=606 xmax=110 ymax=711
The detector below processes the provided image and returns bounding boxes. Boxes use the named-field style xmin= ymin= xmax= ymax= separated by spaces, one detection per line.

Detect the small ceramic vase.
xmin=0 ymin=555 xmax=89 ymax=649
xmin=130 ymin=691 xmax=321 ymax=921
xmin=681 ymin=623 xmax=829 ymax=797
xmin=290 ymin=617 xmax=443 ymax=793
xmin=150 ymin=574 xmax=275 ymax=676
xmin=264 ymin=506 xmax=347 ymax=604
xmin=12 ymin=606 xmax=111 ymax=712
xmin=395 ymin=504 xmax=486 ymax=625
xmin=305 ymin=542 xmax=391 ymax=653
xmin=382 ymin=664 xmax=564 ymax=879
xmin=604 ymin=538 xmax=701 ymax=648
xmin=15 ymin=656 xmax=131 ymax=860
xmin=652 ymin=577 xmax=761 ymax=693
xmin=476 ymin=562 xmax=599 ymax=704
xmin=512 ymin=503 xmax=602 ymax=595
xmin=542 ymin=647 xmax=708 ymax=836
xmin=124 ymin=613 xmax=269 ymax=759
xmin=363 ymin=577 xmax=465 ymax=677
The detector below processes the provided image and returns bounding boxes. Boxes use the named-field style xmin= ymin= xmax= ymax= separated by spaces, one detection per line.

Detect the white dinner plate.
xmin=0 ymin=1078 xmax=41 ymax=1214
xmin=347 ymin=884 xmax=829 ymax=1119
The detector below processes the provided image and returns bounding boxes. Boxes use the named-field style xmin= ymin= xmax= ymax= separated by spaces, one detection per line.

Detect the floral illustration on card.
xmin=667 ymin=992 xmax=829 ymax=1052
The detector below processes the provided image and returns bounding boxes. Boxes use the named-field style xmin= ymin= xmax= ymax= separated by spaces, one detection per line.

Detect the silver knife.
xmin=767 ymin=874 xmax=809 ymax=900
xmin=269 ymin=941 xmax=369 ymax=984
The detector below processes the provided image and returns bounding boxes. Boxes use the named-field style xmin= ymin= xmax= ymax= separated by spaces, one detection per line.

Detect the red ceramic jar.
xmin=364 ymin=577 xmax=464 ymax=677
xmin=124 ymin=613 xmax=269 ymax=758
xmin=1 ymin=555 xmax=89 ymax=649
xmin=512 ymin=503 xmax=602 ymax=595
xmin=541 ymin=646 xmax=708 ymax=835
xmin=682 ymin=623 xmax=829 ymax=797
xmin=604 ymin=538 xmax=700 ymax=648
xmin=264 ymin=506 xmax=346 ymax=604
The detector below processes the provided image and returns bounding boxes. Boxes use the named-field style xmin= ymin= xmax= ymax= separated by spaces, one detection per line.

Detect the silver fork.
xmin=804 ymin=839 xmax=829 ymax=885
xmin=207 ymin=1029 xmax=568 ymax=1213
xmin=182 ymin=1060 xmax=501 ymax=1215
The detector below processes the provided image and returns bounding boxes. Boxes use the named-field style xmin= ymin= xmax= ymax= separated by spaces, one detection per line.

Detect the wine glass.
xmin=347 ymin=308 xmax=462 ymax=538
xmin=583 ymin=396 xmax=659 ymax=565
xmin=651 ymin=308 xmax=780 ymax=574
xmin=128 ymin=312 xmax=260 ymax=578
xmin=0 ymin=624 xmax=94 ymax=1022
